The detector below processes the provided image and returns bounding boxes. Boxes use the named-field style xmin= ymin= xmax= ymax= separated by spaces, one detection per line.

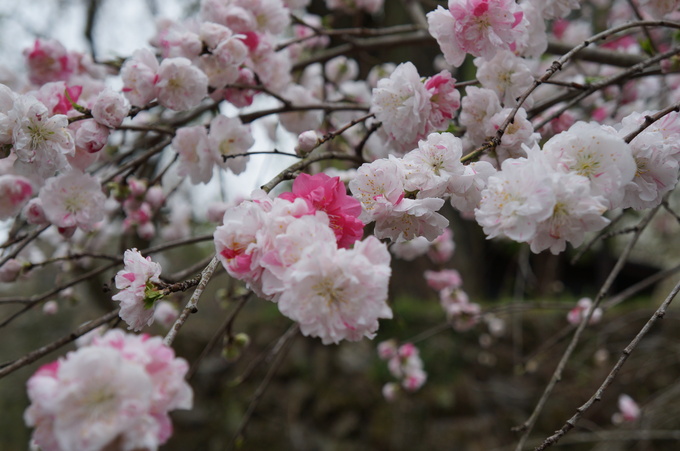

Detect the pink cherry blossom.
xmin=24 ymin=39 xmax=76 ymax=85
xmin=424 ymin=269 xmax=462 ymax=291
xmin=542 ymin=122 xmax=636 ymax=209
xmin=371 ymin=62 xmax=432 ymax=151
xmin=427 ymin=228 xmax=455 ymax=263
xmin=39 ymin=172 xmax=106 ymax=231
xmin=112 ymin=248 xmax=163 ymax=331
xmin=566 ymin=297 xmax=603 ymax=326
xmin=279 ymin=173 xmax=364 ymax=248
xmin=0 ymin=174 xmax=33 ymax=220
xmin=475 ymin=51 xmax=535 ymax=108
xmin=390 ymin=236 xmax=431 ymax=261
xmin=475 ymin=156 xmax=555 ymax=242
xmin=23 ymin=198 xmax=48 ymax=225
xmin=401 ymin=132 xmax=465 ymax=198
xmin=121 ymin=48 xmax=160 ymax=108
xmin=424 ymin=70 xmax=461 ymax=131
xmin=155 ymin=57 xmax=208 ymax=111
xmin=172 ymin=125 xmax=217 ymax=184
xmin=208 ymin=115 xmax=253 ymax=175
xmin=427 ymin=0 xmax=527 ymax=67
xmin=612 ymin=394 xmax=640 ymax=424
xmin=0 ymin=258 xmax=24 ymax=283
xmin=448 ymin=160 xmax=497 ymax=214
xmin=277 ymin=236 xmax=392 ymax=344
xmin=618 ymin=111 xmax=680 ymax=210
xmin=9 ymin=95 xmax=74 ymax=178
xmin=91 ymin=88 xmax=130 ymax=128
xmin=72 ymin=119 xmax=110 ymax=153
xmin=25 ymin=330 xmax=192 ymax=451
xmin=529 ymin=170 xmax=609 ymax=255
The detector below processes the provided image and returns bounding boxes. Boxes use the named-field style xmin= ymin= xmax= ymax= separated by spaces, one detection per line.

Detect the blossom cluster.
xmin=24 ymin=330 xmax=193 ymax=451
xmin=214 ymin=173 xmax=392 ymax=344
xmin=371 ymin=62 xmax=461 ymax=152
xmin=349 ymin=131 xmax=494 ymax=242
xmin=476 ymin=117 xmax=680 ymax=253
xmin=378 ymin=341 xmax=427 ymax=400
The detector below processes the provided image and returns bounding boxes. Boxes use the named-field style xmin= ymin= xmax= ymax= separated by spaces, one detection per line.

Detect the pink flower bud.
xmin=424 ymin=269 xmax=462 ymax=291
xmin=0 ymin=259 xmax=24 ymax=282
xmin=153 ymin=301 xmax=179 ymax=328
xmin=42 ymin=300 xmax=58 ymax=315
xmin=144 ymin=186 xmax=165 ymax=210
xmin=74 ymin=119 xmax=110 ymax=153
xmin=382 ymin=382 xmax=399 ymax=401
xmin=92 ymin=88 xmax=130 ymax=128
xmin=23 ymin=198 xmax=47 ymax=225
xmin=377 ymin=340 xmax=398 ymax=360
xmin=295 ymin=130 xmax=320 ymax=156
xmin=137 ymin=221 xmax=156 ymax=240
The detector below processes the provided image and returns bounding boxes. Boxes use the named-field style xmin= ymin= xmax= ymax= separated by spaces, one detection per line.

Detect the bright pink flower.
xmin=279 ymin=173 xmax=364 ymax=248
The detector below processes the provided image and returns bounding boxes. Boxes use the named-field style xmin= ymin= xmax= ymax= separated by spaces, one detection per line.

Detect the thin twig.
xmin=164 ymin=256 xmax=220 ymax=346
xmin=0 ymin=309 xmax=120 ymax=378
xmin=535 ymin=277 xmax=680 ymax=450
xmin=513 ymin=206 xmax=659 ymax=450
xmin=260 ymin=150 xmax=362 ymax=193
xmin=187 ymin=293 xmax=251 ymax=380
xmin=229 ymin=323 xmax=299 ymax=449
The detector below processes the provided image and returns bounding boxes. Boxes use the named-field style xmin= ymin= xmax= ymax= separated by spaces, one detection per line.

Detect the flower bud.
xmin=295 ymin=130 xmax=319 ymax=156
xmin=91 ymin=88 xmax=130 ymax=128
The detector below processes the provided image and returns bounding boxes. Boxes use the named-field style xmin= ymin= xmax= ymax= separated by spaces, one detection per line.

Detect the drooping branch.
xmin=513 ymin=206 xmax=660 ymax=450
xmin=535 ymin=277 xmax=680 ymax=450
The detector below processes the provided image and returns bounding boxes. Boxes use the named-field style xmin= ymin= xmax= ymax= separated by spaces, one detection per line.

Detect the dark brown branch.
xmin=0 ymin=309 xmax=120 ymax=378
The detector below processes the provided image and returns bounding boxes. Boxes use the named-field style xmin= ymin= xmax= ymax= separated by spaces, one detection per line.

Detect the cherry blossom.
xmin=112 ymin=249 xmax=163 ymax=331
xmin=277 ymin=236 xmax=392 ymax=344
xmin=370 ymin=62 xmax=432 ymax=152
xmin=91 ymin=88 xmax=130 ymax=129
xmin=475 ymin=156 xmax=555 ymax=243
xmin=121 ymin=48 xmax=160 ymax=108
xmin=24 ymin=330 xmax=192 ymax=451
xmin=427 ymin=0 xmax=527 ymax=67
xmin=208 ymin=115 xmax=253 ymax=175
xmin=9 ymin=95 xmax=74 ymax=178
xmin=39 ymin=171 xmax=106 ymax=231
xmin=172 ymin=125 xmax=216 ymax=184
xmin=279 ymin=172 xmax=364 ymax=248
xmin=542 ymin=122 xmax=636 ymax=209
xmin=155 ymin=57 xmax=208 ymax=111
xmin=0 ymin=174 xmax=33 ymax=220
xmin=612 ymin=394 xmax=641 ymax=424
xmin=566 ymin=297 xmax=603 ymax=326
